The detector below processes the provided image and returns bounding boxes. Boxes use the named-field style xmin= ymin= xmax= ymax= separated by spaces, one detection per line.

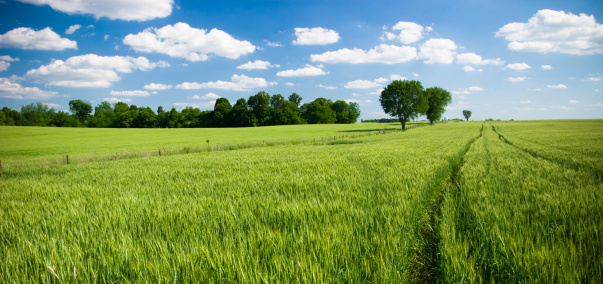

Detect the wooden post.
xmin=66 ymin=155 xmax=69 ymax=164
xmin=159 ymin=149 xmax=161 ymax=156
xmin=0 ymin=160 xmax=2 ymax=170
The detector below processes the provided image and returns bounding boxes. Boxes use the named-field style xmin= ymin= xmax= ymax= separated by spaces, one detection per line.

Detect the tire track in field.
xmin=490 ymin=124 xmax=603 ymax=182
xmin=406 ymin=123 xmax=483 ymax=283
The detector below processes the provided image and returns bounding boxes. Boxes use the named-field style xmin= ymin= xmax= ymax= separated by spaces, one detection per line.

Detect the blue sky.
xmin=1 ymin=0 xmax=602 ymax=120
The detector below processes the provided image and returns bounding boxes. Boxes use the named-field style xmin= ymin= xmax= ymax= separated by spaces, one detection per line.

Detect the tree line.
xmin=0 ymin=91 xmax=361 ymax=128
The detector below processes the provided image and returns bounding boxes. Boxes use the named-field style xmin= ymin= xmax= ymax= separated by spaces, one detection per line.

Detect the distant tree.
xmin=88 ymin=101 xmax=114 ymax=127
xmin=288 ymin=93 xmax=302 ymax=106
xmin=166 ymin=108 xmax=181 ymax=128
xmin=272 ymin=100 xmax=303 ymax=125
xmin=157 ymin=106 xmax=165 ymax=114
xmin=348 ymin=102 xmax=361 ymax=123
xmin=180 ymin=107 xmax=201 ymax=127
xmin=270 ymin=94 xmax=286 ymax=109
xmin=379 ymin=80 xmax=428 ymax=130
xmin=302 ymin=97 xmax=336 ymax=124
xmin=425 ymin=87 xmax=452 ymax=124
xmin=0 ymin=109 xmax=5 ymax=125
xmin=2 ymin=107 xmax=24 ymax=126
xmin=248 ymin=91 xmax=271 ymax=126
xmin=232 ymin=98 xmax=257 ymax=127
xmin=213 ymin=98 xmax=232 ymax=127
xmin=463 ymin=110 xmax=472 ymax=121
xmin=50 ymin=111 xmax=81 ymax=127
xmin=21 ymin=102 xmax=54 ymax=126
xmin=132 ymin=107 xmax=158 ymax=128
xmin=69 ymin=100 xmax=92 ymax=124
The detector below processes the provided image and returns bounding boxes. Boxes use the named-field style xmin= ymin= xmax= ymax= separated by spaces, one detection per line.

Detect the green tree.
xmin=348 ymin=102 xmax=361 ymax=123
xmin=132 ymin=107 xmax=158 ymax=128
xmin=2 ymin=107 xmax=24 ymax=126
xmin=248 ymin=91 xmax=271 ymax=126
xmin=232 ymin=98 xmax=257 ymax=127
xmin=463 ymin=110 xmax=472 ymax=121
xmin=288 ymin=93 xmax=302 ymax=106
xmin=0 ymin=109 xmax=5 ymax=125
xmin=213 ymin=98 xmax=232 ymax=127
xmin=425 ymin=87 xmax=452 ymax=124
xmin=50 ymin=111 xmax=81 ymax=127
xmin=21 ymin=102 xmax=55 ymax=126
xmin=270 ymin=94 xmax=285 ymax=109
xmin=88 ymin=101 xmax=114 ymax=127
xmin=302 ymin=97 xmax=336 ymax=124
xmin=379 ymin=80 xmax=428 ymax=130
xmin=69 ymin=100 xmax=92 ymax=124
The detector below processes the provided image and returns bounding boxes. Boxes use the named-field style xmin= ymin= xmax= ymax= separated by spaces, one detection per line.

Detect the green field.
xmin=1 ymin=120 xmax=601 ymax=282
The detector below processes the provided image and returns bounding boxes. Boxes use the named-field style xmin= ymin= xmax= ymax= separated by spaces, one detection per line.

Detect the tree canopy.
xmin=379 ymin=80 xmax=428 ymax=130
xmin=425 ymin=87 xmax=452 ymax=124
xmin=463 ymin=110 xmax=472 ymax=121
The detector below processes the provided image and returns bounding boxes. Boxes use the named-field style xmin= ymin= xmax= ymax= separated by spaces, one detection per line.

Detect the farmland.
xmin=1 ymin=120 xmax=602 ymax=282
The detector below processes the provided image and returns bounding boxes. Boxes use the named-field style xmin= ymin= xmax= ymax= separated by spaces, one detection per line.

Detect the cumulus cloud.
xmin=104 ymin=97 xmax=131 ymax=103
xmin=506 ymin=62 xmax=531 ymax=71
xmin=345 ymin=99 xmax=360 ymax=104
xmin=292 ymin=27 xmax=340 ymax=45
xmin=317 ymin=84 xmax=337 ymax=90
xmin=18 ymin=0 xmax=173 ymax=21
xmin=310 ymin=44 xmax=417 ymax=64
xmin=383 ymin=21 xmax=432 ymax=44
xmin=265 ymin=41 xmax=283 ymax=47
xmin=419 ymin=38 xmax=457 ymax=64
xmin=0 ymin=77 xmax=58 ymax=99
xmin=236 ymin=60 xmax=280 ymax=70
xmin=548 ymin=84 xmax=567 ymax=89
xmin=285 ymin=82 xmax=294 ymax=86
xmin=176 ymin=74 xmax=271 ymax=91
xmin=451 ymin=86 xmax=484 ymax=95
xmin=123 ymin=22 xmax=256 ymax=61
xmin=344 ymin=80 xmax=381 ymax=89
xmin=26 ymin=54 xmax=169 ymax=87
xmin=276 ymin=64 xmax=328 ymax=77
xmin=520 ymin=100 xmax=531 ymax=104
xmin=456 ymin=53 xmax=504 ymax=66
xmin=0 ymin=61 xmax=10 ymax=72
xmin=568 ymin=100 xmax=578 ymax=103
xmin=144 ymin=83 xmax=172 ymax=90
xmin=587 ymin=77 xmax=602 ymax=82
xmin=496 ymin=9 xmax=603 ymax=55
xmin=508 ymin=76 xmax=527 ymax=82
xmin=0 ymin=27 xmax=77 ymax=50
xmin=65 ymin=24 xmax=81 ymax=34
xmin=541 ymin=65 xmax=553 ymax=70
xmin=110 ymin=90 xmax=150 ymax=97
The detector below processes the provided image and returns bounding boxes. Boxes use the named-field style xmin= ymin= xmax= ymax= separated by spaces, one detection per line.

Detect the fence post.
xmin=0 ymin=160 xmax=2 ymax=170
xmin=159 ymin=149 xmax=161 ymax=156
xmin=66 ymin=155 xmax=69 ymax=164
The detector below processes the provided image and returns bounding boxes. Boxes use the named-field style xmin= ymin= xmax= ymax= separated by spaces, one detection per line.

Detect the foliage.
xmin=425 ymin=87 xmax=452 ymax=124
xmin=69 ymin=100 xmax=92 ymax=123
xmin=380 ymin=80 xmax=428 ymax=130
xmin=463 ymin=110 xmax=472 ymax=121
xmin=302 ymin=97 xmax=336 ymax=124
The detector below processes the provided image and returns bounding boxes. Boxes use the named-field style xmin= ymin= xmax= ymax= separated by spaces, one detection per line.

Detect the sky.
xmin=0 ymin=0 xmax=602 ymax=121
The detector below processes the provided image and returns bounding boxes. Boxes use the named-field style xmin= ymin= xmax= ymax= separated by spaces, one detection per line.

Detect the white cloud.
xmin=18 ymin=0 xmax=173 ymax=21
xmin=265 ymin=41 xmax=283 ymax=47
xmin=411 ymin=72 xmax=419 ymax=78
xmin=508 ymin=76 xmax=527 ymax=82
xmin=463 ymin=66 xmax=475 ymax=72
xmin=520 ymin=100 xmax=531 ymax=104
xmin=550 ymin=105 xmax=571 ymax=110
xmin=352 ymin=93 xmax=361 ymax=97
xmin=389 ymin=74 xmax=407 ymax=81
xmin=496 ymin=9 xmax=603 ymax=55
xmin=202 ymin=93 xmax=221 ymax=99
xmin=587 ymin=77 xmax=602 ymax=82
xmin=310 ymin=44 xmax=417 ymax=64
xmin=0 ymin=56 xmax=19 ymax=62
xmin=569 ymin=100 xmax=578 ymax=103
xmin=276 ymin=64 xmax=328 ymax=77
xmin=123 ymin=22 xmax=256 ymax=61
xmin=0 ymin=27 xmax=77 ymax=50
xmin=176 ymin=74 xmax=271 ymax=91
xmin=0 ymin=77 xmax=58 ymax=99
xmin=541 ymin=65 xmax=553 ymax=70
xmin=0 ymin=61 xmax=10 ymax=72
xmin=548 ymin=84 xmax=567 ymax=89
xmin=344 ymin=79 xmax=381 ymax=89
xmin=285 ymin=82 xmax=294 ymax=86
xmin=365 ymin=100 xmax=373 ymax=103
xmin=65 ymin=24 xmax=81 ymax=34
xmin=368 ymin=88 xmax=384 ymax=95
xmin=110 ymin=90 xmax=150 ymax=97
xmin=144 ymin=83 xmax=172 ymax=90
xmin=104 ymin=97 xmax=131 ymax=103
xmin=419 ymin=38 xmax=457 ymax=64
xmin=317 ymin=84 xmax=337 ymax=90
xmin=456 ymin=53 xmax=504 ymax=66
xmin=236 ymin=60 xmax=280 ymax=70
xmin=506 ymin=62 xmax=531 ymax=71
xmin=26 ymin=54 xmax=169 ymax=88
xmin=345 ymin=99 xmax=361 ymax=104
xmin=451 ymin=86 xmax=484 ymax=95
xmin=292 ymin=27 xmax=340 ymax=45
xmin=104 ymin=35 xmax=110 ymax=40
xmin=384 ymin=21 xmax=431 ymax=44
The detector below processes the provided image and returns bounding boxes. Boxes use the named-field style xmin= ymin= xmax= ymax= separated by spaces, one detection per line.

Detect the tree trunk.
xmin=399 ymin=117 xmax=406 ymax=130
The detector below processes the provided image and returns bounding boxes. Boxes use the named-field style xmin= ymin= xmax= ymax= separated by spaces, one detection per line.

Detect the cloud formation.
xmin=506 ymin=62 xmax=531 ymax=71
xmin=236 ymin=60 xmax=280 ymax=70
xmin=496 ymin=9 xmax=603 ymax=55
xmin=276 ymin=64 xmax=328 ymax=77
xmin=65 ymin=24 xmax=81 ymax=35
xmin=176 ymin=74 xmax=272 ymax=91
xmin=383 ymin=22 xmax=432 ymax=44
xmin=311 ymin=44 xmax=417 ymax=64
xmin=18 ymin=0 xmax=174 ymax=21
xmin=292 ymin=27 xmax=340 ymax=45
xmin=0 ymin=77 xmax=58 ymax=99
xmin=26 ymin=54 xmax=169 ymax=87
xmin=110 ymin=90 xmax=150 ymax=97
xmin=419 ymin=38 xmax=457 ymax=64
xmin=144 ymin=83 xmax=172 ymax=90
xmin=123 ymin=22 xmax=256 ymax=61
xmin=0 ymin=27 xmax=77 ymax=50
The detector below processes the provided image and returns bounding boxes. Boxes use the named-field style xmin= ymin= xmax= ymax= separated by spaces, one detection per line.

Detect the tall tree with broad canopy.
xmin=463 ymin=110 xmax=472 ymax=121
xmin=379 ymin=80 xmax=428 ymax=130
xmin=288 ymin=93 xmax=302 ymax=106
xmin=69 ymin=100 xmax=92 ymax=124
xmin=212 ymin=97 xmax=232 ymax=127
xmin=425 ymin=86 xmax=452 ymax=124
xmin=248 ymin=91 xmax=271 ymax=126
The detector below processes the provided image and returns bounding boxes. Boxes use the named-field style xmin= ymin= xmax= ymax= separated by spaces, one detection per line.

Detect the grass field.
xmin=1 ymin=120 xmax=601 ymax=282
